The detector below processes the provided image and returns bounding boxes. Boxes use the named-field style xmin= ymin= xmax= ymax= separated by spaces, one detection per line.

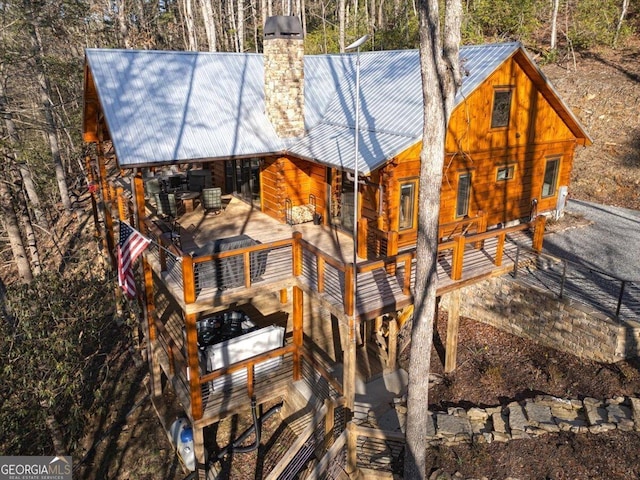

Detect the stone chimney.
xmin=263 ymin=16 xmax=305 ymax=138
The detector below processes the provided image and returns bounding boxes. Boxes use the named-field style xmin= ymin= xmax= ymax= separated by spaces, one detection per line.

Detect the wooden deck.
xmin=143 ymin=196 xmax=541 ymax=321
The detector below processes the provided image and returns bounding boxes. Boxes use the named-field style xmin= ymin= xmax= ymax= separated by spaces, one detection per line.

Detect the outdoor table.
xmin=176 ymin=191 xmax=200 ymax=212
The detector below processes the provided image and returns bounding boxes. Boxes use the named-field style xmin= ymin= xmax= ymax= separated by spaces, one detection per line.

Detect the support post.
xmin=85 ymin=155 xmax=101 ymax=238
xmin=444 ymin=289 xmax=461 ymax=373
xmin=185 ymin=312 xmax=203 ymax=420
xmin=96 ymin=142 xmax=116 ymax=268
xmin=292 ymin=285 xmax=303 ymax=381
xmin=182 ymin=255 xmax=196 ymax=304
xmin=324 ymin=398 xmax=335 ymax=449
xmin=346 ymin=421 xmax=358 ymax=476
xmin=279 ymin=288 xmax=288 ymax=304
xmin=192 ymin=425 xmax=206 ymax=480
xmin=532 ymin=215 xmax=547 ymax=252
xmin=495 ymin=231 xmax=506 ymax=266
xmin=357 ymin=217 xmax=368 ymax=259
xmin=452 ymin=235 xmax=465 ymax=280
xmin=387 ymin=313 xmax=398 ymax=372
xmin=292 ymin=231 xmax=303 ymax=276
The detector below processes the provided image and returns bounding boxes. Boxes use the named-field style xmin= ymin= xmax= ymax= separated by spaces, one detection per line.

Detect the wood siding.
xmin=261 ymin=156 xmax=327 ymax=223
xmin=378 ymin=53 xmax=581 ymax=249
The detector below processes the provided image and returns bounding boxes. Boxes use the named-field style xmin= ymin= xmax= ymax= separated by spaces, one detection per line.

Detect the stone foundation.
xmin=440 ymin=276 xmax=640 ymax=363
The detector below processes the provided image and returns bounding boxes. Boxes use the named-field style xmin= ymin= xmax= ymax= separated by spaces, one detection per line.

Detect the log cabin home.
xmin=82 ymin=16 xmax=591 ymax=478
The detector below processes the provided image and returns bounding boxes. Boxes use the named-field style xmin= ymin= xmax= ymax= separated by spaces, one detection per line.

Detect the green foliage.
xmin=566 ymin=0 xmax=626 ymax=49
xmin=462 ymin=0 xmax=545 ymax=43
xmin=0 ymin=272 xmax=117 ymax=455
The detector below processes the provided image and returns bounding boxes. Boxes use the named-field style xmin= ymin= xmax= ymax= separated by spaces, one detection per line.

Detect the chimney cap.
xmin=264 ymin=16 xmax=303 ymax=39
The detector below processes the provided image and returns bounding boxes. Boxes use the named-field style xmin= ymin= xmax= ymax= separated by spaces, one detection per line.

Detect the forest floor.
xmin=71 ymin=42 xmax=640 ymax=479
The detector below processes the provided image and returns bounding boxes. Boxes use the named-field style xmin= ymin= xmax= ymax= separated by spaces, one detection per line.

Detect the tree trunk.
xmin=261 ymin=0 xmax=268 ymax=30
xmin=25 ymin=10 xmax=72 ymax=213
xmin=339 ymin=0 xmax=346 ymax=52
xmin=200 ymin=0 xmax=217 ymax=51
xmin=550 ymin=0 xmax=559 ymax=49
xmin=182 ymin=0 xmax=198 ymax=50
xmin=614 ymin=0 xmax=630 ymax=48
xmin=404 ymin=0 xmax=460 ymax=477
xmin=238 ymin=0 xmax=245 ymax=52
xmin=300 ymin=0 xmax=307 ymax=36
xmin=0 ymin=75 xmax=48 ymax=228
xmin=228 ymin=0 xmax=239 ymax=52
xmin=0 ymin=175 xmax=33 ymax=283
xmin=116 ymin=0 xmax=131 ymax=48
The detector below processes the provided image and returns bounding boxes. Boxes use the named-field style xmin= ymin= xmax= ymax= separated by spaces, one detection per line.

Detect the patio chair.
xmin=155 ymin=192 xmax=183 ymax=247
xmin=201 ymin=187 xmax=222 ymax=215
xmin=145 ymin=178 xmax=161 ymax=201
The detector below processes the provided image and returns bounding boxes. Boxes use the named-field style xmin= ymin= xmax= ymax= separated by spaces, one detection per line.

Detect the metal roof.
xmin=85 ymin=42 xmax=587 ymax=173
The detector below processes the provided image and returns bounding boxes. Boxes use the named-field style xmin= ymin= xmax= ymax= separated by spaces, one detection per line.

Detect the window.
xmin=542 ymin=157 xmax=560 ymax=198
xmin=491 ymin=89 xmax=513 ymax=128
xmin=399 ymin=180 xmax=418 ymax=230
xmin=496 ymin=165 xmax=515 ymax=181
xmin=456 ymin=173 xmax=471 ymax=217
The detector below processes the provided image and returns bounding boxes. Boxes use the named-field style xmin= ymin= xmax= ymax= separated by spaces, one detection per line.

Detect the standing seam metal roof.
xmin=85 ymin=42 xmax=584 ymax=173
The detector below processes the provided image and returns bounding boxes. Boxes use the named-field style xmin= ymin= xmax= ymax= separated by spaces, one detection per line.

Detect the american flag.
xmin=117 ymin=222 xmax=151 ymax=298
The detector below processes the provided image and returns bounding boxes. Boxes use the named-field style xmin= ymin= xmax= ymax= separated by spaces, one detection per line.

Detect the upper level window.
xmin=491 ymin=88 xmax=513 ymax=128
xmin=399 ymin=179 xmax=418 ymax=230
xmin=542 ymin=157 xmax=560 ymax=198
xmin=456 ymin=172 xmax=471 ymax=218
xmin=496 ymin=165 xmax=515 ymax=181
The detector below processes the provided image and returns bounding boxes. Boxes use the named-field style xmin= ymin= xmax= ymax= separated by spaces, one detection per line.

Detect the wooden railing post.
xmin=346 ymin=422 xmax=358 ymax=476
xmin=402 ymin=256 xmax=412 ymax=295
xmin=358 ymin=217 xmax=368 ymax=259
xmin=387 ymin=230 xmax=399 ymax=257
xmin=292 ymin=286 xmax=303 ymax=381
xmin=116 ymin=186 xmax=126 ymax=221
xmin=182 ymin=255 xmax=196 ymax=304
xmin=532 ymin=215 xmax=546 ymax=252
xmin=495 ymin=231 xmax=506 ymax=266
xmin=474 ymin=210 xmax=487 ymax=249
xmin=317 ymin=256 xmax=325 ymax=293
xmin=452 ymin=235 xmax=465 ymax=280
xmin=292 ymin=231 xmax=303 ymax=276
xmin=243 ymin=251 xmax=251 ymax=288
xmin=344 ymin=264 xmax=354 ymax=316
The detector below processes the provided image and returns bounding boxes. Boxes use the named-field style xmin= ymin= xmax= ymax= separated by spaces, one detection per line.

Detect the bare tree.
xmin=550 ymin=0 xmax=559 ymax=50
xmin=201 ymin=0 xmax=217 ymax=51
xmin=115 ymin=0 xmax=132 ymax=48
xmin=0 ymin=74 xmax=47 ymax=228
xmin=614 ymin=0 xmax=630 ymax=48
xmin=24 ymin=1 xmax=73 ymax=213
xmin=182 ymin=0 xmax=198 ymax=50
xmin=0 ymin=166 xmax=33 ymax=283
xmin=339 ymin=0 xmax=346 ymax=51
xmin=238 ymin=0 xmax=245 ymax=52
xmin=404 ymin=0 xmax=461 ymax=477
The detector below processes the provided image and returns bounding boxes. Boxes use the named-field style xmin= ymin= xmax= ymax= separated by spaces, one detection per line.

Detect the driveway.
xmin=542 ymin=199 xmax=640 ymax=281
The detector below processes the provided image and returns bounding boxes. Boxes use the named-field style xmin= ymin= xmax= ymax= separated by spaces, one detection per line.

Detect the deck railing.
xmin=438 ymin=210 xmax=488 ymax=241
xmin=141 ymin=210 xmax=546 ymax=426
xmin=514 ymin=248 xmax=640 ymax=321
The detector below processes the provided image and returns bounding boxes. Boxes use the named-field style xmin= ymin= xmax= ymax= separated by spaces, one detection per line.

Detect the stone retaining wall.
xmin=392 ymin=394 xmax=640 ymax=446
xmin=440 ymin=276 xmax=640 ymax=363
